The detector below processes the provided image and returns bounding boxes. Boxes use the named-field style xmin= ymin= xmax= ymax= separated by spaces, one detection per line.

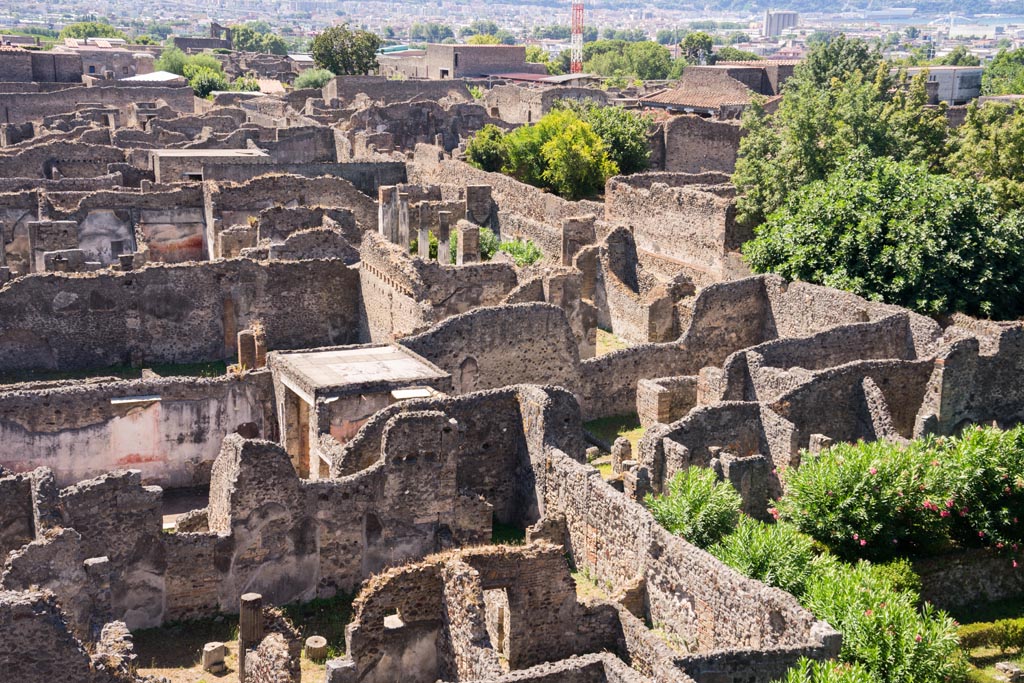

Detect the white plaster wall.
xmin=0 ymin=383 xmax=265 ymax=488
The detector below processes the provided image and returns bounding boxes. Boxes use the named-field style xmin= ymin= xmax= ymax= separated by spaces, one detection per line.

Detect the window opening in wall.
xmin=384 ymin=610 xmax=404 ymax=629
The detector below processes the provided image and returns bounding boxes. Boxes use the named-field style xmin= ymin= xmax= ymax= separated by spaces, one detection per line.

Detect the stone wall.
xmin=323 ymin=76 xmax=472 ymax=108
xmin=604 ymin=175 xmax=748 ymax=288
xmin=202 ymin=160 xmax=406 ymax=196
xmin=0 ymin=259 xmax=361 ymax=372
xmin=0 ymin=372 xmax=274 ymax=487
xmin=915 ymin=549 xmax=1024 ymax=610
xmin=542 ymin=453 xmax=841 ymax=681
xmin=0 ymin=83 xmax=194 ymax=124
xmin=203 ymin=174 xmax=378 ymax=258
xmin=401 ymin=304 xmax=580 ymax=395
xmin=660 ymin=116 xmax=742 ymax=174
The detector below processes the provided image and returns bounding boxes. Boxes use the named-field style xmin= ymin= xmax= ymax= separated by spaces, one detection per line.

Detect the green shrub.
xmin=465 ymin=124 xmax=509 ymax=173
xmin=479 ymin=226 xmax=501 ymax=261
xmin=498 ymin=238 xmax=543 ymax=267
xmin=294 ymin=68 xmax=335 ymax=90
xmin=710 ymin=518 xmax=817 ymax=597
xmin=645 ymin=467 xmax=741 ymax=548
xmin=230 ymin=76 xmax=261 ymax=92
xmin=958 ymin=619 xmax=1024 ymax=653
xmin=803 ymin=558 xmax=966 ymax=683
xmin=936 ymin=425 xmax=1024 ymax=549
xmin=772 ymin=658 xmax=876 ymax=683
xmin=187 ymin=67 xmax=228 ymax=98
xmin=779 ymin=439 xmax=947 ymax=560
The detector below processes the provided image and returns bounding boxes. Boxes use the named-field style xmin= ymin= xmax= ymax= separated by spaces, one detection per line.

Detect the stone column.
xmin=437 ymin=211 xmax=452 ymax=265
xmin=397 ymin=192 xmax=411 ymax=250
xmin=465 ymin=185 xmax=493 ymax=227
xmin=253 ymin=331 xmax=267 ymax=369
xmin=417 ymin=203 xmax=431 ymax=260
xmin=378 ymin=185 xmax=397 ymax=242
xmin=238 ymin=592 xmax=264 ymax=683
xmin=237 ymin=329 xmax=256 ymax=370
xmin=456 ymin=221 xmax=480 ymax=266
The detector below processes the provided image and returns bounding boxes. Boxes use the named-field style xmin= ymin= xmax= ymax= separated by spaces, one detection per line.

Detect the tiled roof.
xmin=640 ymin=69 xmax=762 ymax=110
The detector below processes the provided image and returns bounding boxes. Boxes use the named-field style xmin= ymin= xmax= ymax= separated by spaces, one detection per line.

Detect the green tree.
xmin=554 ymin=100 xmax=651 ymax=174
xmin=710 ymin=518 xmax=817 ymax=597
xmin=154 ymin=47 xmax=188 ymax=75
xmin=230 ymin=75 xmax=261 ymax=92
xmin=538 ymin=113 xmax=619 ymax=199
xmin=624 ymin=41 xmax=672 ymax=80
xmin=409 ymin=22 xmax=454 ymax=42
xmin=465 ymin=124 xmax=509 ymax=173
xmin=311 ymin=24 xmax=381 ymax=76
xmin=983 ymin=47 xmax=1024 ymax=95
xmin=132 ymin=35 xmax=158 ymax=45
xmin=460 ymin=19 xmax=499 ymax=37
xmin=743 ymin=154 xmax=1024 ymax=319
xmin=261 ymin=34 xmax=288 ymax=55
xmin=950 ymin=101 xmax=1024 ymax=211
xmin=188 ymin=66 xmax=228 ymax=97
xmin=58 ymin=21 xmax=125 ymax=41
xmin=294 ymin=68 xmax=335 ymax=89
xmin=733 ymin=38 xmax=948 ymax=227
xmin=715 ymin=46 xmax=760 ymax=62
xmin=680 ymin=31 xmax=713 ymax=65
xmin=467 ymin=33 xmax=501 ymax=45
xmin=773 ymin=659 xmax=876 ymax=683
xmin=934 ymin=45 xmax=980 ymax=66
xmin=800 ymin=33 xmax=880 ymax=89
xmin=656 ymin=28 xmax=688 ymax=45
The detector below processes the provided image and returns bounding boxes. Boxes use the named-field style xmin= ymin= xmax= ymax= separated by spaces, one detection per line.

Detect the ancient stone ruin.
xmin=0 ymin=67 xmax=1020 ymax=683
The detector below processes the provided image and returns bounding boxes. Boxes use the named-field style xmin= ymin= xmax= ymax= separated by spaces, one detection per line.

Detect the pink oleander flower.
xmin=860 ymin=539 xmax=867 ymax=546
xmin=940 ymin=511 xmax=949 ymax=518
xmin=915 ymin=634 xmax=922 ymax=643
xmin=869 ymin=467 xmax=877 ymax=475
xmin=864 ymin=609 xmax=873 ymax=617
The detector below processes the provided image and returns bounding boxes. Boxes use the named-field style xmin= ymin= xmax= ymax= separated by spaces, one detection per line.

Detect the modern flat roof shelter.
xmin=268 ymin=345 xmax=453 ymax=478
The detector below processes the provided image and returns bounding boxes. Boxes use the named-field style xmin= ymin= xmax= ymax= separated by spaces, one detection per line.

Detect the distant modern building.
xmin=902 ymin=65 xmax=983 ymax=105
xmin=376 ymin=44 xmax=547 ymax=80
xmin=762 ymin=10 xmax=799 ymax=38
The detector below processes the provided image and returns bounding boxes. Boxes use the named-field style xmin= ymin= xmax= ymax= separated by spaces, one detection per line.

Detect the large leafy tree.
xmin=983 ymin=47 xmax=1024 ymax=94
xmin=733 ymin=38 xmax=948 ymax=227
xmin=231 ymin=23 xmax=288 ymax=55
xmin=680 ymin=31 xmax=713 ymax=65
xmin=311 ymin=25 xmax=382 ymax=76
xmin=465 ymin=110 xmax=619 ymax=200
xmin=553 ymin=100 xmax=652 ymax=174
xmin=743 ymin=154 xmax=1024 ymax=319
xmin=58 ymin=21 xmax=125 ymax=41
xmin=950 ymin=101 xmax=1024 ymax=211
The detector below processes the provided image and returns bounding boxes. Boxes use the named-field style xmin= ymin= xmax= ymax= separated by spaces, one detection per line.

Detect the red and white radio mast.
xmin=570 ymin=1 xmax=585 ymax=74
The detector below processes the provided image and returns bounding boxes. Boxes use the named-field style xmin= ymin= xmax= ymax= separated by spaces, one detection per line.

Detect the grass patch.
xmin=595 ymin=462 xmax=613 ymax=479
xmin=280 ymin=593 xmax=355 ymax=659
xmin=596 ymin=328 xmax=629 ymax=356
xmin=492 ymin=519 xmax=526 ymax=546
xmin=584 ymin=414 xmax=645 ymax=453
xmin=0 ymin=360 xmax=228 ymax=385
xmin=133 ymin=614 xmax=239 ymax=670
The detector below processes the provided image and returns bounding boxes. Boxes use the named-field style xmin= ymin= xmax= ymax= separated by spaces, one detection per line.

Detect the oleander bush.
xmin=709 ymin=517 xmax=817 ymax=597
xmin=779 ymin=439 xmax=947 ymax=560
xmin=779 ymin=426 xmax=1024 ymax=559
xmin=644 ymin=467 xmax=742 ymax=548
